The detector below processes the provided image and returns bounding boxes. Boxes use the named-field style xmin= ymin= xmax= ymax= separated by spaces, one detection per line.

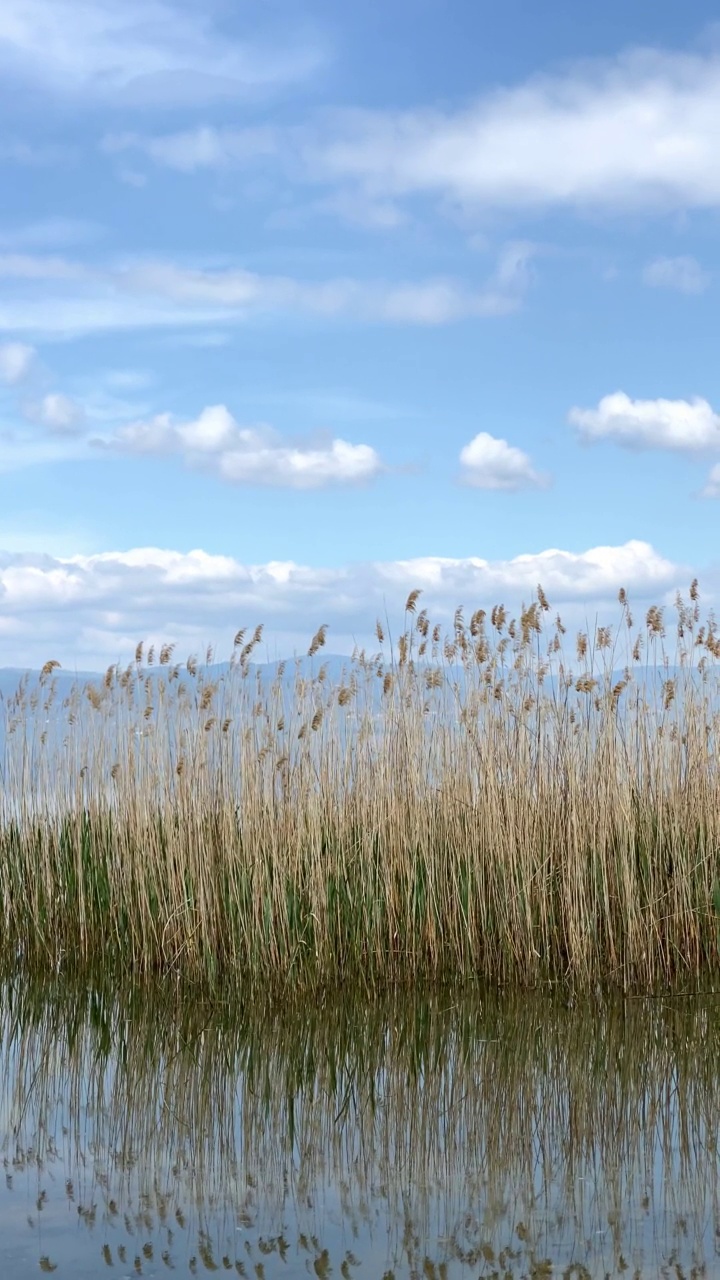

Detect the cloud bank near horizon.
xmin=0 ymin=539 xmax=687 ymax=670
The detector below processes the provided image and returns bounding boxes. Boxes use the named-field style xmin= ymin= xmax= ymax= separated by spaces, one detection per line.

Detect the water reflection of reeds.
xmin=0 ymin=982 xmax=719 ymax=1275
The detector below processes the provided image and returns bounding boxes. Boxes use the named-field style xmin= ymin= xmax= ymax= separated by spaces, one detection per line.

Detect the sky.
xmin=1 ymin=0 xmax=720 ymax=669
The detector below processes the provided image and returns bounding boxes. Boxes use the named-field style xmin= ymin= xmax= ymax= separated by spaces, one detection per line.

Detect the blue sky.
xmin=1 ymin=0 xmax=720 ymax=667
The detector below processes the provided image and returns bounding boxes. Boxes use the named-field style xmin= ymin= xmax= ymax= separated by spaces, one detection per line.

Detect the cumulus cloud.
xmin=459 ymin=431 xmax=548 ymax=491
xmin=99 ymin=404 xmax=383 ymax=489
xmin=0 ymin=249 xmax=531 ymax=337
xmin=24 ymin=392 xmax=85 ymax=433
xmin=569 ymin=392 xmax=720 ymax=453
xmin=0 ymin=0 xmax=324 ymax=105
xmin=300 ymin=48 xmax=720 ymax=216
xmin=0 ymin=341 xmax=35 ymax=384
xmin=643 ymin=255 xmax=710 ymax=294
xmin=0 ymin=540 xmax=682 ymax=669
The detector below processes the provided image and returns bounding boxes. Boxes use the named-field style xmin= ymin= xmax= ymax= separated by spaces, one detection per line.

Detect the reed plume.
xmin=1 ymin=585 xmax=720 ymax=989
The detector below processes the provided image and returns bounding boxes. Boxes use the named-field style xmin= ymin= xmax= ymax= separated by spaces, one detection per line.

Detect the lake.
xmin=0 ymin=979 xmax=717 ymax=1278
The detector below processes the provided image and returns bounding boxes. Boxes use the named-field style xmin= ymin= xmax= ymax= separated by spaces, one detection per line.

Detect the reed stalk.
xmin=2 ymin=582 xmax=720 ymax=988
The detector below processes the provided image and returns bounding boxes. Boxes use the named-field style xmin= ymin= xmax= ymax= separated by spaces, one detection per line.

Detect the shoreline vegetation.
xmin=2 ymin=582 xmax=720 ymax=989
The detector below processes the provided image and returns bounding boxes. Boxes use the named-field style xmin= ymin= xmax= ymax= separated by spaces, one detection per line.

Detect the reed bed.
xmin=2 ymin=581 xmax=720 ymax=986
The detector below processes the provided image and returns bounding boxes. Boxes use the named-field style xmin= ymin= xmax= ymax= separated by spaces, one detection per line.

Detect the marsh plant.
xmin=2 ymin=582 xmax=720 ymax=986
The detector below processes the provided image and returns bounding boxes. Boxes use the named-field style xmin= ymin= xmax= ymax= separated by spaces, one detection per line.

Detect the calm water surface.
xmin=0 ymin=982 xmax=717 ymax=1278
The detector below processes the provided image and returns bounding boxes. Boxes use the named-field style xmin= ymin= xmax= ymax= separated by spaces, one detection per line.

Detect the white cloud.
xmin=0 ymin=249 xmax=531 ymax=337
xmin=569 ymin=391 xmax=720 ymax=453
xmin=119 ymin=252 xmax=530 ymax=324
xmin=459 ymin=431 xmax=548 ymax=490
xmin=643 ymin=255 xmax=710 ymax=293
xmin=103 ymin=127 xmax=408 ymax=230
xmin=0 ymin=295 xmax=229 ymax=337
xmin=24 ymin=392 xmax=85 ymax=433
xmin=701 ymin=464 xmax=720 ymax=498
xmin=216 ymin=437 xmax=380 ymax=487
xmin=0 ymin=539 xmax=682 ymax=668
xmin=102 ymin=369 xmax=153 ymax=392
xmin=300 ymin=48 xmax=720 ymax=215
xmin=99 ymin=404 xmax=384 ymax=489
xmin=0 ymin=0 xmax=325 ymax=105
xmin=0 ymin=341 xmax=35 ymax=384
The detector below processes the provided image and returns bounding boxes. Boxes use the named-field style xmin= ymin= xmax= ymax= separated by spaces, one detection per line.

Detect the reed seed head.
xmin=308 ymin=625 xmax=328 ymax=658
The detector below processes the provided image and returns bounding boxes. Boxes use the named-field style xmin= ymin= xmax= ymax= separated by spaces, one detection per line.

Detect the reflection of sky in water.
xmin=0 ymin=987 xmax=718 ymax=1278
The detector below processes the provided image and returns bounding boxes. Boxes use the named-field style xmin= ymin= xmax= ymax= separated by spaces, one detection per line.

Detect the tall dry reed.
xmin=2 ymin=581 xmax=720 ymax=987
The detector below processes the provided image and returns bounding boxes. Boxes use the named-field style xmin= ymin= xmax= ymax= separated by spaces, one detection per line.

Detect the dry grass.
xmin=2 ymin=581 xmax=720 ymax=987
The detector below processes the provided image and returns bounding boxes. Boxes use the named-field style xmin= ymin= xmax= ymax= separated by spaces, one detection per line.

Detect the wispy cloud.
xmin=0 ymin=138 xmax=73 ymax=165
xmin=0 ymin=253 xmax=82 ymax=280
xmin=23 ymin=391 xmax=85 ymax=433
xmin=0 ymin=218 xmax=103 ymax=251
xmin=0 ymin=248 xmax=532 ymax=337
xmin=0 ymin=341 xmax=35 ymax=384
xmin=310 ymin=190 xmax=407 ymax=230
xmin=299 ymin=48 xmax=720 ymax=216
xmin=0 ymin=0 xmax=326 ymax=106
xmin=569 ymin=392 xmax=720 ymax=453
xmin=701 ymin=464 xmax=720 ymax=498
xmin=459 ymin=431 xmax=549 ymax=491
xmin=103 ymin=125 xmax=279 ymax=172
xmin=119 ymin=256 xmax=529 ymax=324
xmin=101 ymin=125 xmax=408 ymax=230
xmin=0 ymin=540 xmax=682 ymax=668
xmin=643 ymin=255 xmax=710 ymax=294
xmin=98 ymin=403 xmax=384 ymax=489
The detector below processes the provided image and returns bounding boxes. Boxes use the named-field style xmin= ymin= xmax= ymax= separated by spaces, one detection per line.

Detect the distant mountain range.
xmin=0 ymin=654 xmax=357 ymax=703
xmin=1 ymin=655 xmax=715 ymax=777
xmin=0 ymin=655 xmax=711 ymax=712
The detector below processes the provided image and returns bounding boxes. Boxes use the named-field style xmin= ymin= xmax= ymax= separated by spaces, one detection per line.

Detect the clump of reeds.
xmin=2 ymin=582 xmax=720 ymax=988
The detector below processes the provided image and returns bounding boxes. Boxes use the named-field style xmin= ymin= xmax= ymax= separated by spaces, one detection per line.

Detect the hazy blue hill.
xmin=0 ymin=656 xmax=712 ymax=697
xmin=0 ymin=655 xmax=357 ymax=701
xmin=1 ymin=656 xmax=715 ymax=788
xmin=0 ymin=656 xmax=711 ymax=721
xmin=0 ymin=667 xmax=99 ymax=703
xmin=0 ymin=656 xmax=362 ymax=752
